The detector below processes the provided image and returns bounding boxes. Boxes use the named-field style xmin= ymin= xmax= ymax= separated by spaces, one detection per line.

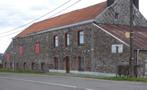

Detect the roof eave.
xmin=18 ymin=19 xmax=94 ymax=38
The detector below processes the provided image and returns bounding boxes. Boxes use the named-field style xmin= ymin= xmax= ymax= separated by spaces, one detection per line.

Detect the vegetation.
xmin=0 ymin=68 xmax=147 ymax=83
xmin=0 ymin=68 xmax=43 ymax=74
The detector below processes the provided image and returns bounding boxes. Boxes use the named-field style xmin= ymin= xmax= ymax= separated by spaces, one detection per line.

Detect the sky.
xmin=0 ymin=0 xmax=147 ymax=53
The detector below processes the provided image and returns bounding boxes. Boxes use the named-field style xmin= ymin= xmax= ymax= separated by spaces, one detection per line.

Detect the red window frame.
xmin=35 ymin=41 xmax=40 ymax=54
xmin=19 ymin=45 xmax=24 ymax=55
xmin=5 ymin=53 xmax=11 ymax=61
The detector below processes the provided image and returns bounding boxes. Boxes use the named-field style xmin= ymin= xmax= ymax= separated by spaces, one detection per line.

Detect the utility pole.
xmin=129 ymin=0 xmax=134 ymax=77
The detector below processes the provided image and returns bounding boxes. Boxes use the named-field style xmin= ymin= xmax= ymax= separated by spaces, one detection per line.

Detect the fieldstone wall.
xmin=95 ymin=0 xmax=147 ymax=27
xmin=3 ymin=23 xmax=132 ymax=73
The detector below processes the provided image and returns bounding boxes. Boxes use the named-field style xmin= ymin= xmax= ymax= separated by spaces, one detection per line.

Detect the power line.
xmin=0 ymin=0 xmax=82 ymax=38
xmin=51 ymin=0 xmax=81 ymax=17
xmin=0 ymin=0 xmax=71 ymax=35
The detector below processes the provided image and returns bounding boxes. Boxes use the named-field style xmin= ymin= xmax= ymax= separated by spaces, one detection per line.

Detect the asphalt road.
xmin=0 ymin=73 xmax=147 ymax=90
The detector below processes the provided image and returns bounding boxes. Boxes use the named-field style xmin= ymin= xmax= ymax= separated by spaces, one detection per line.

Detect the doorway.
xmin=54 ymin=57 xmax=58 ymax=69
xmin=78 ymin=56 xmax=84 ymax=71
xmin=23 ymin=62 xmax=27 ymax=70
xmin=31 ymin=62 xmax=35 ymax=70
xmin=64 ymin=56 xmax=70 ymax=73
xmin=41 ymin=63 xmax=46 ymax=72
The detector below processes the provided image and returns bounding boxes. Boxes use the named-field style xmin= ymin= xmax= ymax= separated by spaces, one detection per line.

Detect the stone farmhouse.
xmin=3 ymin=0 xmax=147 ymax=76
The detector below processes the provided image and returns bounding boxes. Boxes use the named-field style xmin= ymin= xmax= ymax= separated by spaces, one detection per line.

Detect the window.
xmin=78 ymin=31 xmax=84 ymax=45
xmin=54 ymin=35 xmax=59 ymax=47
xmin=65 ymin=33 xmax=70 ymax=46
xmin=5 ymin=53 xmax=10 ymax=61
xmin=19 ymin=46 xmax=24 ymax=55
xmin=114 ymin=12 xmax=119 ymax=20
xmin=112 ymin=44 xmax=123 ymax=53
xmin=35 ymin=42 xmax=40 ymax=54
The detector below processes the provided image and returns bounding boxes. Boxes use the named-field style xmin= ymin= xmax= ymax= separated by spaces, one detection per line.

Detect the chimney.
xmin=107 ymin=0 xmax=115 ymax=7
xmin=133 ymin=0 xmax=139 ymax=9
xmin=107 ymin=0 xmax=139 ymax=9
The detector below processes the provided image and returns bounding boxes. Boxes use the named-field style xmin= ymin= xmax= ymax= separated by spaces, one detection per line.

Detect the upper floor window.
xmin=78 ymin=31 xmax=84 ymax=45
xmin=65 ymin=33 xmax=70 ymax=47
xmin=5 ymin=53 xmax=10 ymax=61
xmin=35 ymin=42 xmax=40 ymax=54
xmin=54 ymin=35 xmax=59 ymax=48
xmin=19 ymin=45 xmax=24 ymax=55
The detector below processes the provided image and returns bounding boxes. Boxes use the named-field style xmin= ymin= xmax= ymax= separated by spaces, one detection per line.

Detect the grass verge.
xmin=0 ymin=68 xmax=147 ymax=83
xmin=0 ymin=68 xmax=43 ymax=74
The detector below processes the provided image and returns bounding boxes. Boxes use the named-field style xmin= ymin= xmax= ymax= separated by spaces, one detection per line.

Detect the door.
xmin=78 ymin=56 xmax=84 ymax=71
xmin=41 ymin=63 xmax=46 ymax=72
xmin=23 ymin=62 xmax=27 ymax=70
xmin=64 ymin=56 xmax=70 ymax=73
xmin=54 ymin=57 xmax=58 ymax=69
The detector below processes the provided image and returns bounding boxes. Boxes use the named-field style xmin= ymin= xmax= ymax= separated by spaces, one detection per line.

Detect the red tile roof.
xmin=17 ymin=2 xmax=107 ymax=37
xmin=98 ymin=24 xmax=147 ymax=49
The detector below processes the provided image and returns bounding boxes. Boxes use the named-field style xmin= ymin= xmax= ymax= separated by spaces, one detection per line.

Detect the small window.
xmin=115 ymin=12 xmax=119 ymax=20
xmin=78 ymin=31 xmax=84 ymax=45
xmin=65 ymin=33 xmax=70 ymax=47
xmin=54 ymin=35 xmax=59 ymax=48
xmin=112 ymin=44 xmax=123 ymax=53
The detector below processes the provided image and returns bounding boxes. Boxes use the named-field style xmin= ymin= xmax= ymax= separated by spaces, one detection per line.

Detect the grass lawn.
xmin=0 ymin=68 xmax=147 ymax=83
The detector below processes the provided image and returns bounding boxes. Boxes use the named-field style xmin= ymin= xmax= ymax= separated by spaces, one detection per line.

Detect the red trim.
xmin=35 ymin=42 xmax=40 ymax=54
xmin=19 ymin=46 xmax=24 ymax=55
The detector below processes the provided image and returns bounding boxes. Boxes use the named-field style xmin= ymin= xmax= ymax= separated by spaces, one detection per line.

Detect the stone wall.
xmin=95 ymin=0 xmax=147 ymax=27
xmin=3 ymin=23 xmax=131 ymax=73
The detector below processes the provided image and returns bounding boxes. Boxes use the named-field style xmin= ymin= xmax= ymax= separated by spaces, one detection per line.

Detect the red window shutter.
xmin=35 ymin=42 xmax=40 ymax=54
xmin=19 ymin=46 xmax=24 ymax=55
xmin=6 ymin=53 xmax=10 ymax=61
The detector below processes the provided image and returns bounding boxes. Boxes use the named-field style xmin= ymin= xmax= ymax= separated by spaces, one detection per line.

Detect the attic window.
xmin=114 ymin=12 xmax=119 ymax=20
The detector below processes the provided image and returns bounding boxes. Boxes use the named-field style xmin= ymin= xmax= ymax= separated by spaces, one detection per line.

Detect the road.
xmin=0 ymin=73 xmax=146 ymax=90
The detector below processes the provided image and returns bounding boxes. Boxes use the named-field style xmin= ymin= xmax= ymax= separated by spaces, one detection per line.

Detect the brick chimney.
xmin=133 ymin=0 xmax=139 ymax=9
xmin=107 ymin=0 xmax=139 ymax=9
xmin=107 ymin=0 xmax=115 ymax=7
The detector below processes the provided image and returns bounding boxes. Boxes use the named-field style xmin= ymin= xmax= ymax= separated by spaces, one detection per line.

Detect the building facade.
xmin=3 ymin=0 xmax=147 ymax=76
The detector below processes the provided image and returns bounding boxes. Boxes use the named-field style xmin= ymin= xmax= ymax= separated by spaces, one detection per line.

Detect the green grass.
xmin=0 ymin=68 xmax=43 ymax=74
xmin=0 ymin=68 xmax=147 ymax=83
xmin=100 ymin=76 xmax=147 ymax=83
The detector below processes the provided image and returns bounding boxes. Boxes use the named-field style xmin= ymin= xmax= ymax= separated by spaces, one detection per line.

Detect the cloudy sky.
xmin=0 ymin=0 xmax=147 ymax=53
